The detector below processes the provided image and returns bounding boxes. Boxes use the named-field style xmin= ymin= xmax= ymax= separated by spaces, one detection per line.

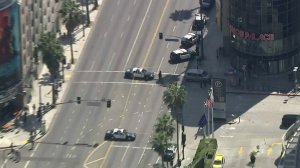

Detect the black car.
xmin=105 ymin=128 xmax=136 ymax=141
xmin=281 ymin=114 xmax=299 ymax=128
xmin=124 ymin=67 xmax=155 ymax=80
xmin=163 ymin=145 xmax=176 ymax=161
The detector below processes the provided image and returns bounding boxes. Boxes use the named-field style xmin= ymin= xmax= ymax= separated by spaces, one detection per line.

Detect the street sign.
xmin=198 ymin=114 xmax=207 ymax=128
xmin=212 ymin=78 xmax=226 ymax=103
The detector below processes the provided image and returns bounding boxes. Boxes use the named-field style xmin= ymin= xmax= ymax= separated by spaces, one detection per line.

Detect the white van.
xmin=185 ymin=69 xmax=211 ymax=82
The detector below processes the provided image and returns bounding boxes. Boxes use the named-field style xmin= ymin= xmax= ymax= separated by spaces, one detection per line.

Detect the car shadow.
xmin=156 ymin=74 xmax=181 ymax=87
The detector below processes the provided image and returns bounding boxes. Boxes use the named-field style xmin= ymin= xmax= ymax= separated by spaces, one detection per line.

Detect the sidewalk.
xmin=180 ymin=6 xmax=299 ymax=168
xmin=0 ymin=1 xmax=102 ymax=149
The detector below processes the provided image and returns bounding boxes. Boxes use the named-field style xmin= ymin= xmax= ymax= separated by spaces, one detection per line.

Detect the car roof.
xmin=172 ymin=48 xmax=188 ymax=54
xmin=113 ymin=128 xmax=124 ymax=133
xmin=215 ymin=154 xmax=224 ymax=160
xmin=132 ymin=67 xmax=143 ymax=71
xmin=183 ymin=33 xmax=196 ymax=39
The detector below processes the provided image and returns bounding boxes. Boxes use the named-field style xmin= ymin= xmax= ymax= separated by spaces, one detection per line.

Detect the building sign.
xmin=230 ymin=25 xmax=274 ymax=41
xmin=212 ymin=78 xmax=226 ymax=103
xmin=0 ymin=2 xmax=21 ymax=99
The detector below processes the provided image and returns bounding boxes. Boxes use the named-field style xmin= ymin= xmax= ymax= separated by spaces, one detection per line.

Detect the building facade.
xmin=217 ymin=0 xmax=300 ymax=75
xmin=0 ymin=0 xmax=61 ymax=118
xmin=0 ymin=0 xmax=22 ymax=118
xmin=20 ymin=0 xmax=61 ymax=105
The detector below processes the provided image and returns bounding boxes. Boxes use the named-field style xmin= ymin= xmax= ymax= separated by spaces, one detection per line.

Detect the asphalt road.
xmin=7 ymin=0 xmax=202 ymax=168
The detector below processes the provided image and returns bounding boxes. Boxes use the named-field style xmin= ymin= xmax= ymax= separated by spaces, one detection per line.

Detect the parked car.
xmin=163 ymin=145 xmax=176 ymax=161
xmin=170 ymin=49 xmax=196 ymax=62
xmin=213 ymin=154 xmax=225 ymax=168
xmin=181 ymin=33 xmax=199 ymax=47
xmin=192 ymin=13 xmax=206 ymax=31
xmin=105 ymin=128 xmax=136 ymax=141
xmin=185 ymin=69 xmax=211 ymax=82
xmin=124 ymin=67 xmax=155 ymax=80
xmin=281 ymin=114 xmax=299 ymax=128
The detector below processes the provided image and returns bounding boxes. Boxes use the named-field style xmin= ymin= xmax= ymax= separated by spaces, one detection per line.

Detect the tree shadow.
xmin=156 ymin=74 xmax=181 ymax=87
xmin=169 ymin=7 xmax=199 ymax=21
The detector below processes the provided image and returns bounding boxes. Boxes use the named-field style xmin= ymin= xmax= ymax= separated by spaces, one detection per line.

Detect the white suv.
xmin=170 ymin=49 xmax=196 ymax=62
xmin=181 ymin=33 xmax=199 ymax=46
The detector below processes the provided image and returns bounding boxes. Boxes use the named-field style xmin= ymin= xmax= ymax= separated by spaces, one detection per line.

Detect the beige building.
xmin=19 ymin=0 xmax=62 ymax=103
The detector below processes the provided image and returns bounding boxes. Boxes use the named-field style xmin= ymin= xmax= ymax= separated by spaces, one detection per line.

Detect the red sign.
xmin=230 ymin=25 xmax=274 ymax=41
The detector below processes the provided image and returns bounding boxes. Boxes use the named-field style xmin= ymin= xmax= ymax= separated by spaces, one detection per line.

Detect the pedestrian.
xmin=32 ymin=104 xmax=36 ymax=112
xmin=238 ymin=77 xmax=241 ymax=86
xmin=23 ymin=111 xmax=27 ymax=123
xmin=200 ymin=81 xmax=203 ymax=88
xmin=9 ymin=142 xmax=14 ymax=154
xmin=158 ymin=70 xmax=162 ymax=82
xmin=204 ymin=80 xmax=207 ymax=87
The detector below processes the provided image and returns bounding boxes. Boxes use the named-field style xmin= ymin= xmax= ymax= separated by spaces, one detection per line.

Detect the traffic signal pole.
xmin=199 ymin=0 xmax=204 ymax=60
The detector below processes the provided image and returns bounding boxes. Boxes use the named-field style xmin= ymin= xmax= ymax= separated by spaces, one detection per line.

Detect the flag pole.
xmin=207 ymin=103 xmax=210 ymax=138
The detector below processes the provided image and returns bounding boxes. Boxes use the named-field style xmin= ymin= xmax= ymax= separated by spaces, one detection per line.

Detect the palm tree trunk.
xmin=175 ymin=108 xmax=180 ymax=166
xmin=85 ymin=0 xmax=90 ymax=26
xmin=68 ymin=32 xmax=74 ymax=64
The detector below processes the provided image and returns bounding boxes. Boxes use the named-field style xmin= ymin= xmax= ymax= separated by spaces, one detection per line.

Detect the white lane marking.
xmin=138 ymin=145 xmax=148 ymax=165
xmin=23 ymin=143 xmax=41 ymax=168
xmin=113 ymin=145 xmax=152 ymax=150
xmin=127 ymin=15 xmax=130 ymax=21
xmin=120 ymin=32 xmax=123 ymax=39
xmin=155 ymin=157 xmax=160 ymax=163
xmin=90 ymin=62 xmax=95 ymax=71
xmin=107 ymin=52 xmax=116 ymax=70
xmin=121 ymin=145 xmax=130 ymax=161
xmin=173 ymin=26 xmax=176 ymax=32
xmin=123 ymin=0 xmax=153 ymax=70
xmin=76 ymin=70 xmax=124 ymax=73
xmin=219 ymin=135 xmax=234 ymax=138
xmin=157 ymin=54 xmax=165 ymax=74
xmin=173 ymin=64 xmax=179 ymax=75
xmin=104 ymin=32 xmax=107 ymax=38
xmin=72 ymin=81 xmax=157 ymax=86
xmin=166 ymin=42 xmax=169 ymax=48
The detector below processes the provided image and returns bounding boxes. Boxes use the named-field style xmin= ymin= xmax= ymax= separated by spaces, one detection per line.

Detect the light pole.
xmin=208 ymin=87 xmax=214 ymax=138
xmin=293 ymin=67 xmax=298 ymax=92
xmin=81 ymin=0 xmax=85 ymax=37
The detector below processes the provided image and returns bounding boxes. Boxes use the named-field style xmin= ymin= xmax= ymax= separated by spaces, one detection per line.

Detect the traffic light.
xmin=181 ymin=133 xmax=186 ymax=146
xmin=107 ymin=99 xmax=111 ymax=108
xmin=159 ymin=32 xmax=163 ymax=39
xmin=77 ymin=97 xmax=81 ymax=104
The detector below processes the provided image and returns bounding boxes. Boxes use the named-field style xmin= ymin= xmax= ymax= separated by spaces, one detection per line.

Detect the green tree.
xmin=155 ymin=113 xmax=175 ymax=141
xmin=163 ymin=83 xmax=187 ymax=165
xmin=151 ymin=132 xmax=168 ymax=167
xmin=38 ymin=32 xmax=64 ymax=80
xmin=59 ymin=0 xmax=82 ymax=64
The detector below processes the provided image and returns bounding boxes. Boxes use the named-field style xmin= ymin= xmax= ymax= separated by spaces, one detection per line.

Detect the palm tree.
xmin=163 ymin=83 xmax=187 ymax=165
xmin=151 ymin=132 xmax=168 ymax=167
xmin=59 ymin=0 xmax=82 ymax=64
xmin=154 ymin=113 xmax=175 ymax=140
xmin=38 ymin=32 xmax=64 ymax=81
xmin=154 ymin=113 xmax=175 ymax=167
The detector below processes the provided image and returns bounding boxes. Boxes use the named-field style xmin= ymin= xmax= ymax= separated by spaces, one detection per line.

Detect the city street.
xmin=5 ymin=0 xmax=203 ymax=168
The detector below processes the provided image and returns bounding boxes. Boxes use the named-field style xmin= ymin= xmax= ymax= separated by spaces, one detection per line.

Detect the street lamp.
xmin=293 ymin=67 xmax=298 ymax=92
